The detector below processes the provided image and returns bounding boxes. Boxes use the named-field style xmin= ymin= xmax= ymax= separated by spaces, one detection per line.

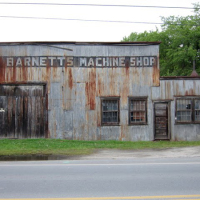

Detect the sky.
xmin=0 ymin=0 xmax=198 ymax=42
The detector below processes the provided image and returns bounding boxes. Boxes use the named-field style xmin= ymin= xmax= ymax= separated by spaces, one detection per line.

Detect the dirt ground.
xmin=1 ymin=146 xmax=200 ymax=161
xmin=78 ymin=146 xmax=200 ymax=160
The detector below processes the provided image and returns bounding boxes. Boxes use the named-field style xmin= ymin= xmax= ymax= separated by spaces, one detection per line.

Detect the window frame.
xmin=101 ymin=97 xmax=120 ymax=126
xmin=175 ymin=97 xmax=200 ymax=124
xmin=129 ymin=97 xmax=148 ymax=125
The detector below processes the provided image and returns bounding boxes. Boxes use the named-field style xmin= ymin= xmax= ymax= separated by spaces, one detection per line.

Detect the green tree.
xmin=123 ymin=3 xmax=200 ymax=76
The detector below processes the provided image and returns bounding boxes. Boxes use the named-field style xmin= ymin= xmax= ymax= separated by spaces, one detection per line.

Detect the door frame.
xmin=153 ymin=101 xmax=171 ymax=140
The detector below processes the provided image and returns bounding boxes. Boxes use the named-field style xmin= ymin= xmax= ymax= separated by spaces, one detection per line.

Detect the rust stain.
xmin=183 ymin=80 xmax=185 ymax=89
xmin=85 ymin=68 xmax=96 ymax=110
xmin=97 ymin=72 xmax=104 ymax=96
xmin=68 ymin=67 xmax=73 ymax=90
xmin=62 ymin=61 xmax=73 ymax=110
xmin=121 ymin=68 xmax=129 ymax=107
xmin=120 ymin=125 xmax=128 ymax=141
xmin=175 ymin=82 xmax=180 ymax=96
xmin=11 ymin=59 xmax=17 ymax=82
xmin=21 ymin=58 xmax=28 ymax=82
xmin=125 ymin=58 xmax=129 ymax=77
xmin=189 ymin=88 xmax=194 ymax=95
xmin=185 ymin=89 xmax=194 ymax=96
xmin=46 ymin=59 xmax=51 ymax=93
xmin=52 ymin=65 xmax=57 ymax=81
xmin=109 ymin=68 xmax=115 ymax=95
xmin=0 ymin=57 xmax=5 ymax=83
xmin=165 ymin=81 xmax=171 ymax=99
xmin=152 ymin=56 xmax=160 ymax=86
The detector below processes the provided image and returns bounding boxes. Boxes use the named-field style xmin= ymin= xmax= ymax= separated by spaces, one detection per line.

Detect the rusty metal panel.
xmin=63 ymin=111 xmax=73 ymax=140
xmin=174 ymin=124 xmax=200 ymax=141
xmin=152 ymin=79 xmax=200 ymax=101
xmin=100 ymin=126 xmax=121 ymax=140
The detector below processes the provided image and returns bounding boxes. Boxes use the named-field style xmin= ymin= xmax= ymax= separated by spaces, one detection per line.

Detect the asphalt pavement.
xmin=0 ymin=147 xmax=200 ymax=199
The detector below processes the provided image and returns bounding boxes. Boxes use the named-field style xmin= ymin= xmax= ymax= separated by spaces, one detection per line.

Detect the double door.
xmin=0 ymin=85 xmax=46 ymax=138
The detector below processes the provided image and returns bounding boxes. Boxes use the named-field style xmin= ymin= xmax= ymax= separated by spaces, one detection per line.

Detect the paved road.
xmin=0 ymin=154 xmax=200 ymax=199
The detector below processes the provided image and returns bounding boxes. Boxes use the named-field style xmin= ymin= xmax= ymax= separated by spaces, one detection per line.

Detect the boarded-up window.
xmin=176 ymin=98 xmax=200 ymax=123
xmin=129 ymin=97 xmax=147 ymax=125
xmin=101 ymin=98 xmax=120 ymax=125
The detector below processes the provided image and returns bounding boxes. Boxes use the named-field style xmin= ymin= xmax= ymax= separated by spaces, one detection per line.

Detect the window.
xmin=101 ymin=98 xmax=120 ymax=125
xmin=176 ymin=98 xmax=200 ymax=123
xmin=129 ymin=97 xmax=147 ymax=125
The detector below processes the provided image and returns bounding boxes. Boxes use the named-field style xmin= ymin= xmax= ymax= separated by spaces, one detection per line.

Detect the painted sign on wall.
xmin=3 ymin=56 xmax=157 ymax=68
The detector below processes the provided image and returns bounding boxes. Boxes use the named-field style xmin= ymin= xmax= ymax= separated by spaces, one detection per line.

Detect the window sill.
xmin=101 ymin=124 xmax=120 ymax=126
xmin=129 ymin=123 xmax=148 ymax=126
xmin=175 ymin=122 xmax=200 ymax=125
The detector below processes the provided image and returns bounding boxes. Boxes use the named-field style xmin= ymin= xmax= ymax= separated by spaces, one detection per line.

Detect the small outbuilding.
xmin=0 ymin=41 xmax=199 ymax=141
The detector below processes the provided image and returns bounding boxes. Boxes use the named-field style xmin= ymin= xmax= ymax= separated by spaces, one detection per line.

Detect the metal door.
xmin=154 ymin=102 xmax=170 ymax=140
xmin=0 ymin=85 xmax=46 ymax=138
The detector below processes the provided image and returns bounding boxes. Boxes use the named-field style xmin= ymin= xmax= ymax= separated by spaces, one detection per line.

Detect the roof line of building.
xmin=0 ymin=41 xmax=161 ymax=46
xmin=160 ymin=76 xmax=200 ymax=80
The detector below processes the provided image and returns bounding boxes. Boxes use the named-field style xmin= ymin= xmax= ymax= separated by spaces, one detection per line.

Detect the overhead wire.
xmin=0 ymin=2 xmax=195 ymax=9
xmin=0 ymin=2 xmax=197 ymax=25
xmin=0 ymin=16 xmax=164 ymax=24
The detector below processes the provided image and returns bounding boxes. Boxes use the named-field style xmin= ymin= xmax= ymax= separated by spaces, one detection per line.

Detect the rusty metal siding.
xmin=152 ymin=79 xmax=200 ymax=141
xmin=152 ymin=80 xmax=200 ymax=100
xmin=0 ymin=42 xmax=159 ymax=140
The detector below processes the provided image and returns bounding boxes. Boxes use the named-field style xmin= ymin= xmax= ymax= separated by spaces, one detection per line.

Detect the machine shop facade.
xmin=0 ymin=42 xmax=199 ymax=141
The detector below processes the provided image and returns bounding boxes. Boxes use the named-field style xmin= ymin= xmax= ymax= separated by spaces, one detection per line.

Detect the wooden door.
xmin=154 ymin=102 xmax=170 ymax=140
xmin=0 ymin=85 xmax=46 ymax=138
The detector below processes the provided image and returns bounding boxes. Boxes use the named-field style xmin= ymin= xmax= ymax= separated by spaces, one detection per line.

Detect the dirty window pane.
xmin=102 ymin=99 xmax=119 ymax=125
xmin=129 ymin=99 xmax=147 ymax=124
xmin=176 ymin=98 xmax=200 ymax=123
xmin=176 ymin=99 xmax=192 ymax=122
xmin=177 ymin=111 xmax=192 ymax=122
xmin=195 ymin=100 xmax=200 ymax=109
xmin=131 ymin=100 xmax=145 ymax=111
xmin=195 ymin=100 xmax=200 ymax=121
xmin=177 ymin=99 xmax=192 ymax=110
xmin=102 ymin=111 xmax=118 ymax=123
xmin=102 ymin=100 xmax=118 ymax=112
xmin=130 ymin=111 xmax=145 ymax=122
xmin=195 ymin=111 xmax=200 ymax=121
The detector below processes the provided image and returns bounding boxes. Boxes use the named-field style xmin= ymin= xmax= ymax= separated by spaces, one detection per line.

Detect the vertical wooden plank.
xmin=20 ymin=97 xmax=24 ymax=138
xmin=31 ymin=96 xmax=36 ymax=138
xmin=12 ymin=97 xmax=16 ymax=138
xmin=27 ymin=96 xmax=32 ymax=138
xmin=16 ymin=96 xmax=24 ymax=138
xmin=7 ymin=97 xmax=14 ymax=138
xmin=3 ymin=96 xmax=8 ymax=137
xmin=0 ymin=96 xmax=7 ymax=138
xmin=40 ymin=97 xmax=45 ymax=138
xmin=23 ymin=96 xmax=28 ymax=138
xmin=35 ymin=96 xmax=40 ymax=138
xmin=0 ymin=97 xmax=4 ymax=138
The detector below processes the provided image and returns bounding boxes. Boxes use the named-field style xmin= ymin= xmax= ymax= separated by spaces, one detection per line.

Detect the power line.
xmin=0 ymin=2 xmax=195 ymax=9
xmin=0 ymin=16 xmax=164 ymax=24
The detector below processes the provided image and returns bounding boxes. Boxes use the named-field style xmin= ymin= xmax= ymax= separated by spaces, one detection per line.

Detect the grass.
xmin=0 ymin=139 xmax=200 ymax=156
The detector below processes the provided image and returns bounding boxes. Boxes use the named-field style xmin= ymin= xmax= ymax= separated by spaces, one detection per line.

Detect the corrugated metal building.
xmin=0 ymin=41 xmax=199 ymax=141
